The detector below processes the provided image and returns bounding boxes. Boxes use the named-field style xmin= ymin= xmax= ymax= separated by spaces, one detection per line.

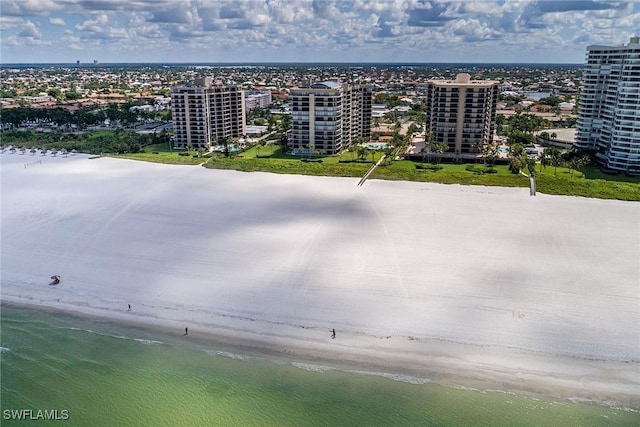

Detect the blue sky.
xmin=1 ymin=0 xmax=639 ymax=64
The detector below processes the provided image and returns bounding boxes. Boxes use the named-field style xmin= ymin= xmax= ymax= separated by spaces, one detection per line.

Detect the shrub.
xmin=416 ymin=164 xmax=443 ymax=171
xmin=465 ymin=164 xmax=498 ymax=174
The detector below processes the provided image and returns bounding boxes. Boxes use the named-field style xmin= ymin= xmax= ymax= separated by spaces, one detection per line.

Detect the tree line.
xmin=0 ymin=103 xmax=166 ymax=129
xmin=1 ymin=129 xmax=169 ymax=155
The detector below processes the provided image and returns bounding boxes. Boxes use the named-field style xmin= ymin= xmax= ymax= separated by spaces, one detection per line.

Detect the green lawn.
xmin=140 ymin=142 xmax=175 ymax=153
xmin=202 ymin=155 xmax=640 ymax=201
xmin=580 ymin=164 xmax=640 ymax=182
xmin=6 ymin=130 xmax=637 ymax=201
xmin=110 ymin=144 xmax=640 ymax=201
xmin=370 ymin=161 xmax=529 ymax=187
xmin=113 ymin=152 xmax=207 ymax=165
xmin=114 ymin=143 xmax=210 ymax=165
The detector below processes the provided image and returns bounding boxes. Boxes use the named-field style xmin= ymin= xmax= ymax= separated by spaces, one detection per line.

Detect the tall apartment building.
xmin=425 ymin=73 xmax=499 ymax=155
xmin=171 ymin=77 xmax=246 ymax=149
xmin=576 ymin=37 xmax=640 ymax=174
xmin=289 ymin=81 xmax=372 ymax=155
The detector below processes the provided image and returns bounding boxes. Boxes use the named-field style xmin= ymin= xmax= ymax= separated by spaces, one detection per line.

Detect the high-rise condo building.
xmin=576 ymin=37 xmax=640 ymax=174
xmin=289 ymin=81 xmax=372 ymax=155
xmin=425 ymin=73 xmax=499 ymax=156
xmin=171 ymin=77 xmax=246 ymax=149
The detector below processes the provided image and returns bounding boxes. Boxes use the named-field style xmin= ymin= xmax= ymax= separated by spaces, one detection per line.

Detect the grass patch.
xmin=203 ymin=156 xmax=370 ymax=177
xmin=579 ymin=165 xmax=640 ymax=183
xmin=465 ymin=164 xmax=498 ymax=174
xmin=416 ymin=163 xmax=443 ymax=171
xmin=107 ymin=147 xmax=640 ymax=201
xmin=372 ymin=161 xmax=528 ymax=187
xmin=113 ymin=151 xmax=208 ymax=165
xmin=140 ymin=143 xmax=175 ymax=153
xmin=536 ymin=174 xmax=640 ymax=200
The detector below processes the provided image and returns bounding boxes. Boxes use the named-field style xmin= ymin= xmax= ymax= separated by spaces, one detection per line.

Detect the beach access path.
xmin=1 ymin=153 xmax=639 ymax=407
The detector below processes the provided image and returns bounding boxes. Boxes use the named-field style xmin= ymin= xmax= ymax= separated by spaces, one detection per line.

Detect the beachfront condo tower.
xmin=171 ymin=77 xmax=246 ymax=149
xmin=425 ymin=73 xmax=499 ymax=157
xmin=576 ymin=37 xmax=640 ymax=174
xmin=289 ymin=82 xmax=372 ymax=155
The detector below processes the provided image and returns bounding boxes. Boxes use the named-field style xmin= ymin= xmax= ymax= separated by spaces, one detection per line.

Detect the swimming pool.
xmin=497 ymin=147 xmax=509 ymax=153
xmin=364 ymin=143 xmax=388 ymax=150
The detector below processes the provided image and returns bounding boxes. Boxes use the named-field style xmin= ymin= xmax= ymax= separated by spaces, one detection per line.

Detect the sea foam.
xmin=65 ymin=327 xmax=162 ymax=345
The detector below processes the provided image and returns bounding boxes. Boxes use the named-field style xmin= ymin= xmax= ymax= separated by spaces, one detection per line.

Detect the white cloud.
xmin=49 ymin=17 xmax=67 ymax=26
xmin=62 ymin=35 xmax=83 ymax=50
xmin=0 ymin=16 xmax=25 ymax=31
xmin=18 ymin=20 xmax=41 ymax=39
xmin=1 ymin=0 xmax=63 ymax=16
xmin=1 ymin=0 xmax=638 ymax=63
xmin=150 ymin=6 xmax=199 ymax=25
xmin=75 ymin=13 xmax=110 ymax=33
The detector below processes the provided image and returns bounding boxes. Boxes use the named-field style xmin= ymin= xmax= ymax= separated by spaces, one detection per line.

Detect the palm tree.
xmin=419 ymin=144 xmax=428 ymax=163
xmin=568 ymin=158 xmax=579 ymax=177
xmin=569 ymin=154 xmax=590 ymax=178
xmin=538 ymin=150 xmax=550 ymax=173
xmin=424 ymin=131 xmax=435 ymax=163
xmin=221 ymin=137 xmax=231 ymax=158
xmin=434 ymin=142 xmax=448 ymax=165
xmin=544 ymin=147 xmax=562 ymax=176
xmin=393 ymin=120 xmax=402 ymax=134
xmin=486 ymin=145 xmax=498 ymax=167
xmin=370 ymin=148 xmax=378 ymax=163
xmin=474 ymin=139 xmax=484 ymax=163
xmin=509 ymin=143 xmax=527 ymax=174
xmin=383 ymin=146 xmax=394 ymax=166
xmin=357 ymin=146 xmax=367 ymax=162
xmin=347 ymin=145 xmax=356 ymax=161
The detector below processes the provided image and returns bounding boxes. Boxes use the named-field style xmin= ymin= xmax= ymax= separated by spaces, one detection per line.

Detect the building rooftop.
xmin=428 ymin=73 xmax=499 ymax=87
xmin=310 ymin=81 xmax=342 ymax=89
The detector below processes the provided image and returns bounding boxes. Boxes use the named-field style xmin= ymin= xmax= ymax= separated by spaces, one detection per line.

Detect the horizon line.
xmin=1 ymin=61 xmax=584 ymax=67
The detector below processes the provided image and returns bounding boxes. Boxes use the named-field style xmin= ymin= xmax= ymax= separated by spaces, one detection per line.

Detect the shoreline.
xmin=2 ymin=154 xmax=639 ymax=410
xmin=3 ymin=298 xmax=639 ymax=409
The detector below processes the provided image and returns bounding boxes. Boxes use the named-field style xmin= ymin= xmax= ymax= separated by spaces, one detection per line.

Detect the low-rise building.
xmin=245 ymin=91 xmax=272 ymax=110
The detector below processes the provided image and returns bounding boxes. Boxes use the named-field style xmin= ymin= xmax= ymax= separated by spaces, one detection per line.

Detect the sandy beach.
xmin=1 ymin=153 xmax=639 ymax=407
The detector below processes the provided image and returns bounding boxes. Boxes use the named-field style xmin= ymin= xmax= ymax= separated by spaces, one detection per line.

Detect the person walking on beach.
xmin=127 ymin=304 xmax=131 ymax=311
xmin=184 ymin=327 xmax=188 ymax=336
xmin=331 ymin=329 xmax=336 ymax=339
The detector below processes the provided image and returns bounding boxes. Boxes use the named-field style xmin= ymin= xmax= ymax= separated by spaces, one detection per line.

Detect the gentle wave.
xmin=0 ymin=347 xmax=11 ymax=353
xmin=291 ymin=362 xmax=333 ymax=373
xmin=65 ymin=327 xmax=163 ymax=345
xmin=288 ymin=361 xmax=429 ymax=383
xmin=204 ymin=350 xmax=259 ymax=361
xmin=348 ymin=369 xmax=431 ymax=385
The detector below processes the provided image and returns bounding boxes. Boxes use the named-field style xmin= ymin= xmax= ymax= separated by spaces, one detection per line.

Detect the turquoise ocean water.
xmin=1 ymin=305 xmax=637 ymax=426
